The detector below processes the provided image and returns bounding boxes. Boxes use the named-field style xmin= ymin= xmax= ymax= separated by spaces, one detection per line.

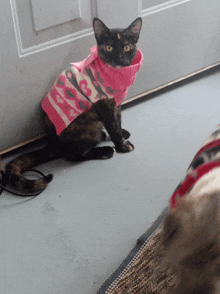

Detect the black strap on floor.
xmin=0 ymin=169 xmax=48 ymax=197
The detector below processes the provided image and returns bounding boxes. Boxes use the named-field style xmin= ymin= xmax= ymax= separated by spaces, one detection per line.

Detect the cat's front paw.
xmin=122 ymin=129 xmax=130 ymax=140
xmin=116 ymin=140 xmax=134 ymax=153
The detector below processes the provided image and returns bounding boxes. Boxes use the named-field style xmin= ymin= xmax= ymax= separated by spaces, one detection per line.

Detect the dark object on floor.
xmin=0 ymin=163 xmax=51 ymax=197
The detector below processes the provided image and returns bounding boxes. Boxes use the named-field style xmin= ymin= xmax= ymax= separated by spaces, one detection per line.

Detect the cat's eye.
xmin=124 ymin=45 xmax=131 ymax=52
xmin=106 ymin=46 xmax=113 ymax=52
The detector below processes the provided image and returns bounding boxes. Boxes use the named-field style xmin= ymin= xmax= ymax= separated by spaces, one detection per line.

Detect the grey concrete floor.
xmin=1 ymin=67 xmax=220 ymax=294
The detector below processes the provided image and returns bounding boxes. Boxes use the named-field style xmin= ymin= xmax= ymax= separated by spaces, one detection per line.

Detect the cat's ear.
xmin=93 ymin=18 xmax=110 ymax=42
xmin=124 ymin=17 xmax=142 ymax=42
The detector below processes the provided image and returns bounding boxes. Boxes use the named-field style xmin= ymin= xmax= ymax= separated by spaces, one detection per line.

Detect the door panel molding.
xmin=10 ymin=0 xmax=96 ymax=58
xmin=139 ymin=0 xmax=191 ymax=17
xmin=30 ymin=0 xmax=81 ymax=31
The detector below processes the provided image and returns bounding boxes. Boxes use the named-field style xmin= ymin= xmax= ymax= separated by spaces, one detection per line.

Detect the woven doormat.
xmin=96 ymin=207 xmax=177 ymax=294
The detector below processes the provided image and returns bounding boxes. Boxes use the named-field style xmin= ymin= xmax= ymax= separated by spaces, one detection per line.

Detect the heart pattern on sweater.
xmin=79 ymin=102 xmax=88 ymax=110
xmin=58 ymin=78 xmax=64 ymax=85
xmin=107 ymin=86 xmax=116 ymax=94
xmin=79 ymin=80 xmax=92 ymax=96
xmin=69 ymin=109 xmax=76 ymax=117
xmin=66 ymin=89 xmax=75 ymax=99
xmin=56 ymin=95 xmax=64 ymax=104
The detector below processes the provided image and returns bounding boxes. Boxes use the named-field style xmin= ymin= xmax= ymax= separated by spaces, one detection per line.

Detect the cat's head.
xmin=93 ymin=18 xmax=142 ymax=68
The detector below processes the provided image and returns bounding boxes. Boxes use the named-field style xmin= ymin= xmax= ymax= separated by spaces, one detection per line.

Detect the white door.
xmin=132 ymin=0 xmax=220 ymax=100
xmin=1 ymin=0 xmax=220 ymax=153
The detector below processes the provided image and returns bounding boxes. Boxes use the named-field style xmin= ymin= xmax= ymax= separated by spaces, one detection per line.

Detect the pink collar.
xmin=72 ymin=46 xmax=143 ymax=106
xmin=73 ymin=45 xmax=143 ymax=75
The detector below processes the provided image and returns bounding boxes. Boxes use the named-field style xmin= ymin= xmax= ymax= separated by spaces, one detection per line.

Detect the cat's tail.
xmin=4 ymin=145 xmax=58 ymax=194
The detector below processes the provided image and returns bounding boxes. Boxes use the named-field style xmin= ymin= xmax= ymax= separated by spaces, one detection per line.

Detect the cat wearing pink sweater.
xmin=5 ymin=17 xmax=143 ymax=193
xmin=42 ymin=44 xmax=142 ymax=136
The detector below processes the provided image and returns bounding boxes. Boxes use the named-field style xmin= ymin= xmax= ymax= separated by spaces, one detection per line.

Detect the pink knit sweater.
xmin=41 ymin=46 xmax=143 ymax=135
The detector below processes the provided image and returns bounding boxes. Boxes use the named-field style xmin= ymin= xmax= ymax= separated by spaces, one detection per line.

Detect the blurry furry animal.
xmin=161 ymin=124 xmax=220 ymax=294
xmin=162 ymin=193 xmax=220 ymax=294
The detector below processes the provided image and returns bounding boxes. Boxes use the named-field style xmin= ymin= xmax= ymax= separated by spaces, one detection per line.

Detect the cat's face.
xmin=93 ymin=18 xmax=142 ymax=68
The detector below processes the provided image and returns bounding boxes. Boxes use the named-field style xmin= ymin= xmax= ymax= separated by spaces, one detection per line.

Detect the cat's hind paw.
xmin=84 ymin=146 xmax=115 ymax=160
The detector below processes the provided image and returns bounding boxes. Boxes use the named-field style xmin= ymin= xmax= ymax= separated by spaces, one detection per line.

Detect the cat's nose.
xmin=118 ymin=54 xmax=131 ymax=66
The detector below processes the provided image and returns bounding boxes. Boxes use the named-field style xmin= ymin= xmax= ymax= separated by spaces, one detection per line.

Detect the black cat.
xmin=4 ymin=17 xmax=143 ymax=193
